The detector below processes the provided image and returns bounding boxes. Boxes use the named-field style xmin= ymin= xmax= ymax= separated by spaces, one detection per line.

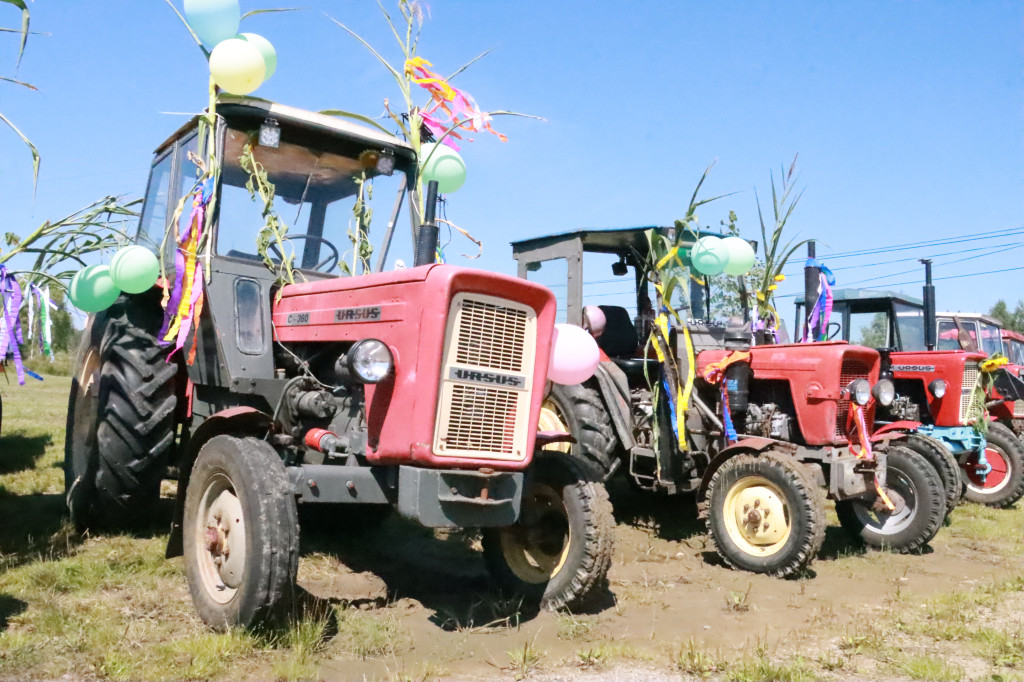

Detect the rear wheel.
xmin=835 ymin=446 xmax=945 ymax=552
xmin=962 ymin=422 xmax=1024 ymax=508
xmin=183 ymin=436 xmax=299 ymax=630
xmin=702 ymin=451 xmax=825 ymax=577
xmin=541 ymin=383 xmax=619 ymax=481
xmin=902 ymin=433 xmax=962 ymax=516
xmin=64 ymin=294 xmax=177 ymax=529
xmin=482 ymin=453 xmax=614 ymax=611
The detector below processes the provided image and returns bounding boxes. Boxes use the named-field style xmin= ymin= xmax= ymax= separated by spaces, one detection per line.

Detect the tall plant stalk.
xmin=1 ymin=0 xmax=39 ymax=183
xmin=752 ymin=155 xmax=808 ymax=331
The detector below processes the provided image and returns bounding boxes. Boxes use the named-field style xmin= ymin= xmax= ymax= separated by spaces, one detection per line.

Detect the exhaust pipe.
xmin=803 ymin=241 xmax=819 ymax=341
xmin=921 ymin=258 xmax=936 ymax=351
xmin=415 ymin=180 xmax=440 ymax=267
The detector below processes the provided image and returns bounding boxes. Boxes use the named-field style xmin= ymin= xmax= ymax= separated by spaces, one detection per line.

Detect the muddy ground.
xmin=293 ymin=482 xmax=1022 ymax=681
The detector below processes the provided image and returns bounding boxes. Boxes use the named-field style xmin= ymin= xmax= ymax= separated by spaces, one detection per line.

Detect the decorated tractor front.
xmin=65 ymin=98 xmax=614 ymax=630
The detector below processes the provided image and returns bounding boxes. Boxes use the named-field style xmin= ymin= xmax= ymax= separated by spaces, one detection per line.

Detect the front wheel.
xmin=482 ymin=453 xmax=614 ymax=611
xmin=183 ymin=435 xmax=299 ymax=630
xmin=835 ymin=446 xmax=945 ymax=552
xmin=702 ymin=451 xmax=825 ymax=578
xmin=902 ymin=432 xmax=962 ymax=516
xmin=961 ymin=422 xmax=1024 ymax=508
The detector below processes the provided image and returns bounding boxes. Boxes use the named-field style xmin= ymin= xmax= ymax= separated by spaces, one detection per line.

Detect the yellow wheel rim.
xmin=721 ymin=475 xmax=791 ymax=557
xmin=499 ymin=483 xmax=571 ymax=584
xmin=538 ymin=399 xmax=571 ymax=453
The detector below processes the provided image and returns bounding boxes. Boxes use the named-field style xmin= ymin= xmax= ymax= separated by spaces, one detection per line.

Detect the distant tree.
xmin=989 ymin=300 xmax=1024 ymax=333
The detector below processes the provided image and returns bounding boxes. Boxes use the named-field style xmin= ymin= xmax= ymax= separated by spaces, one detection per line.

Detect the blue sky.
xmin=1 ymin=1 xmax=1021 ymax=319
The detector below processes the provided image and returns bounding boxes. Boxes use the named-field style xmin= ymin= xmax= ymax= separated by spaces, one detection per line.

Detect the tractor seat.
xmin=596 ymin=305 xmax=639 ymax=357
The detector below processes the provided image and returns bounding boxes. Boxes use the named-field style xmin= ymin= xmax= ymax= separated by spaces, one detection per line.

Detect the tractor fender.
xmin=870 ymin=420 xmax=923 ymax=443
xmin=696 ymin=437 xmax=795 ymax=503
xmin=165 ymin=406 xmax=274 ymax=558
xmin=591 ymin=362 xmax=637 ymax=451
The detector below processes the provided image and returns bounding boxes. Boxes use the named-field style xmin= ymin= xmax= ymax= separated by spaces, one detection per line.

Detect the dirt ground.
xmin=292 ymin=482 xmax=1023 ymax=681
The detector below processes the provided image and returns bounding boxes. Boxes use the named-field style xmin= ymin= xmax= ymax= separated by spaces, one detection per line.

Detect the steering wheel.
xmin=826 ymin=321 xmax=842 ymax=341
xmin=268 ymin=234 xmax=340 ymax=273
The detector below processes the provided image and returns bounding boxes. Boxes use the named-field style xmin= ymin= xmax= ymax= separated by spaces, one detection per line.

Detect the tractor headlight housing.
xmin=872 ymin=379 xmax=896 ymax=407
xmin=928 ymin=378 xmax=947 ymax=399
xmin=346 ymin=339 xmax=393 ymax=383
xmin=847 ymin=379 xmax=871 ymax=406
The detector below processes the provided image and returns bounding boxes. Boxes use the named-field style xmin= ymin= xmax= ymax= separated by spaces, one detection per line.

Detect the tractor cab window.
xmin=136 ymin=151 xmax=173 ymax=252
xmin=847 ymin=311 xmax=891 ymax=348
xmin=216 ymin=126 xmax=408 ymax=275
xmin=524 ymin=257 xmax=568 ymax=323
xmin=1006 ymin=338 xmax=1024 ymax=365
xmin=937 ymin=319 xmax=969 ymax=350
xmin=980 ymin=322 xmax=1004 ymax=356
xmin=894 ymin=302 xmax=926 ymax=351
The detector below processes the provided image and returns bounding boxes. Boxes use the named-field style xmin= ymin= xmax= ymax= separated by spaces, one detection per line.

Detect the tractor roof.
xmin=936 ymin=311 xmax=1002 ymax=326
xmin=510 ymin=226 xmax=732 ymax=258
xmin=1003 ymin=329 xmax=1024 ymax=343
xmin=829 ymin=287 xmax=923 ymax=307
xmin=155 ymin=96 xmax=415 ymax=162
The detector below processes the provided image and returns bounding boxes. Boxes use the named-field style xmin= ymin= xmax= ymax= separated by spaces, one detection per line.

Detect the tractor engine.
xmin=743 ymin=402 xmax=793 ymax=441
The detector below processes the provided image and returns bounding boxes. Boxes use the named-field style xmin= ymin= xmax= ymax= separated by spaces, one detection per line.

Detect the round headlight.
xmin=872 ymin=379 xmax=896 ymax=407
xmin=928 ymin=378 xmax=947 ymax=399
xmin=847 ymin=379 xmax=871 ymax=406
xmin=347 ymin=339 xmax=393 ymax=383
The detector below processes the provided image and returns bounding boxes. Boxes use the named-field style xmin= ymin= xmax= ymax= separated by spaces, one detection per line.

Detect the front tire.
xmin=961 ymin=422 xmax=1024 ymax=508
xmin=702 ymin=451 xmax=825 ymax=577
xmin=902 ymin=433 xmax=962 ymax=516
xmin=482 ymin=453 xmax=614 ymax=611
xmin=183 ymin=436 xmax=299 ymax=630
xmin=835 ymin=446 xmax=945 ymax=552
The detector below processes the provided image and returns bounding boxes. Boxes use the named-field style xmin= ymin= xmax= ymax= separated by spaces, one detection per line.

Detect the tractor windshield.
xmin=979 ymin=321 xmax=1004 ymax=356
xmin=894 ymin=302 xmax=926 ymax=351
xmin=214 ymin=125 xmax=408 ymax=274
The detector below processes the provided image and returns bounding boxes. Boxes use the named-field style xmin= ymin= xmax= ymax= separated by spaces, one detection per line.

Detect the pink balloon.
xmin=549 ymin=323 xmax=601 ymax=385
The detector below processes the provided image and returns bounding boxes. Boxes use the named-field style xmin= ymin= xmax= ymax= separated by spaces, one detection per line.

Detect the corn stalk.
xmin=1 ymin=0 xmax=39 ymax=184
xmin=751 ymin=155 xmax=808 ymax=330
xmin=0 ymin=196 xmax=140 ymax=292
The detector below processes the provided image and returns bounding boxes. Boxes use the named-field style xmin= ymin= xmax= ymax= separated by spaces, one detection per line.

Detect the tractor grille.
xmin=454 ymin=299 xmax=528 ymax=372
xmin=836 ymin=355 xmax=873 ymax=437
xmin=434 ymin=293 xmax=537 ymax=461
xmin=959 ymin=362 xmax=980 ymax=423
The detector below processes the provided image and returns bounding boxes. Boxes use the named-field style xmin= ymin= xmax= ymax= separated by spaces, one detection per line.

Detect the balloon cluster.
xmin=548 ymin=323 xmax=600 ymax=385
xmin=185 ymin=0 xmax=277 ymax=95
xmin=68 ymin=246 xmax=160 ymax=313
xmin=690 ymin=235 xmax=756 ymax=276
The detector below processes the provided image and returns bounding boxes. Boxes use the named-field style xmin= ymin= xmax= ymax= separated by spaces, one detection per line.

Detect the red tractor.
xmin=807 ymin=266 xmax=1024 ymax=510
xmin=512 ymin=227 xmax=946 ymax=578
xmin=65 ymin=98 xmax=614 ymax=629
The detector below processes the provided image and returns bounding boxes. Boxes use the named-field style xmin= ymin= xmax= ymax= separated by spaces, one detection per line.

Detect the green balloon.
xmin=690 ymin=236 xmax=728 ymax=276
xmin=111 ymin=245 xmax=160 ymax=294
xmin=69 ymin=264 xmax=121 ymax=313
xmin=722 ymin=236 xmax=756 ymax=275
xmin=240 ymin=32 xmax=276 ymax=79
xmin=419 ymin=142 xmax=466 ymax=193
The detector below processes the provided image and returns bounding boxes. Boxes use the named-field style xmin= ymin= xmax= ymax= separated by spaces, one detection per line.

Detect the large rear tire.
xmin=835 ymin=446 xmax=945 ymax=552
xmin=482 ymin=453 xmax=614 ymax=611
xmin=902 ymin=432 xmax=962 ymax=516
xmin=64 ymin=294 xmax=177 ymax=528
xmin=961 ymin=422 xmax=1024 ymax=508
xmin=183 ymin=436 xmax=299 ymax=630
xmin=702 ymin=451 xmax=825 ymax=578
xmin=540 ymin=383 xmax=619 ymax=481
